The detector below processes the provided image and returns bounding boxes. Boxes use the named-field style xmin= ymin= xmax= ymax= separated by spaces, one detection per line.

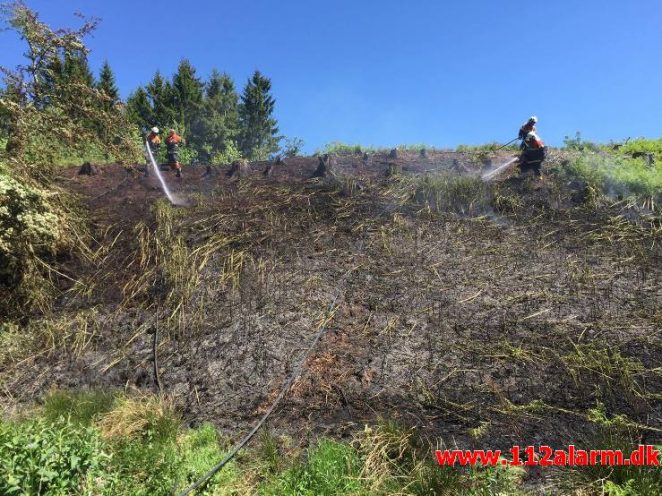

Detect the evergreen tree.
xmin=62 ymin=51 xmax=95 ymax=87
xmin=172 ymin=59 xmax=203 ymax=134
xmin=96 ymin=60 xmax=119 ymax=111
xmin=191 ymin=70 xmax=240 ymax=162
xmin=58 ymin=52 xmax=97 ymax=127
xmin=41 ymin=51 xmax=95 ymax=107
xmin=146 ymin=71 xmax=176 ymax=127
xmin=239 ymin=71 xmax=279 ymax=160
xmin=126 ymin=87 xmax=153 ymax=131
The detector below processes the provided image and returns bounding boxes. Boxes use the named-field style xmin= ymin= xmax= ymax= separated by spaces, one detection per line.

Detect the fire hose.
xmin=174 ymin=267 xmax=356 ymax=496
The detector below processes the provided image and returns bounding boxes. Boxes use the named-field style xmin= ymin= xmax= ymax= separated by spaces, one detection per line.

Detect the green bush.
xmin=0 ymin=417 xmax=111 ymax=495
xmin=563 ymin=132 xmax=602 ymax=152
xmin=0 ymin=169 xmax=70 ymax=314
xmin=209 ymin=140 xmax=242 ymax=165
xmin=281 ymin=137 xmax=305 ymax=157
xmin=155 ymin=142 xmax=199 ymax=166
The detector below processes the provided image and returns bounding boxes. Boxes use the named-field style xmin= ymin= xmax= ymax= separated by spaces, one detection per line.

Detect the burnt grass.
xmin=3 ymin=151 xmax=661 ymax=458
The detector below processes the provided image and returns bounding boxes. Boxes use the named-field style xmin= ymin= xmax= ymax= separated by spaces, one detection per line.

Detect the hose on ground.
xmin=173 ymin=277 xmax=350 ymax=496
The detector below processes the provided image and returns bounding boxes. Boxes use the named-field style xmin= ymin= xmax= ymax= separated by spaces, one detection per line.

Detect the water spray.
xmin=482 ymin=156 xmax=519 ymax=181
xmin=145 ymin=140 xmax=184 ymax=205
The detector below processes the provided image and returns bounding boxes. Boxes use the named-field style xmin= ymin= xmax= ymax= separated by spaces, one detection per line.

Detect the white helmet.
xmin=526 ymin=131 xmax=539 ymax=140
xmin=529 ymin=116 xmax=538 ymax=123
xmin=151 ymin=127 xmax=159 ymax=134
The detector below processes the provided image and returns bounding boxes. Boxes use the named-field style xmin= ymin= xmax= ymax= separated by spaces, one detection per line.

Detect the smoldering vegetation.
xmin=2 ymin=150 xmax=661 ymax=494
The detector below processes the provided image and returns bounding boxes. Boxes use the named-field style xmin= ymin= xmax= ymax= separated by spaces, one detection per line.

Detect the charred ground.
xmin=3 ymin=150 xmax=661 ymax=480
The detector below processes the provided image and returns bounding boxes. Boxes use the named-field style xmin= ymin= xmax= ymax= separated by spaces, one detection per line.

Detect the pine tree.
xmin=191 ymin=70 xmax=240 ymax=162
xmin=97 ymin=60 xmax=119 ymax=111
xmin=146 ymin=71 xmax=176 ymax=127
xmin=42 ymin=51 xmax=95 ymax=106
xmin=239 ymin=71 xmax=280 ymax=160
xmin=126 ymin=87 xmax=154 ymax=130
xmin=62 ymin=51 xmax=95 ymax=87
xmin=172 ymin=59 xmax=203 ymax=134
xmin=56 ymin=52 xmax=97 ymax=128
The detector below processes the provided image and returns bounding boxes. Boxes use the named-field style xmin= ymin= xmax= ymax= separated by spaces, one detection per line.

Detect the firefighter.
xmin=165 ymin=128 xmax=183 ymax=178
xmin=518 ymin=131 xmax=546 ymax=178
xmin=144 ymin=127 xmax=161 ymax=177
xmin=518 ymin=116 xmax=538 ymax=142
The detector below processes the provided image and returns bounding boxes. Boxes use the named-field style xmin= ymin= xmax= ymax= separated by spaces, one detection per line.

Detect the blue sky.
xmin=2 ymin=0 xmax=661 ymax=152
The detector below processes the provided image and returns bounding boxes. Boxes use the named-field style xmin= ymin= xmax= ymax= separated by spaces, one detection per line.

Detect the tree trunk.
xmin=312 ymin=154 xmax=334 ymax=178
xmin=227 ymin=159 xmax=250 ymax=178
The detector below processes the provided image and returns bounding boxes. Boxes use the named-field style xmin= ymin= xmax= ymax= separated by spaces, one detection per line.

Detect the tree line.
xmin=0 ymin=2 xmax=287 ymax=166
xmin=126 ymin=62 xmax=280 ymax=163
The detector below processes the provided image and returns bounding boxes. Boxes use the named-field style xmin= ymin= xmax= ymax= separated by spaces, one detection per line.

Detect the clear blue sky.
xmin=2 ymin=0 xmax=661 ymax=152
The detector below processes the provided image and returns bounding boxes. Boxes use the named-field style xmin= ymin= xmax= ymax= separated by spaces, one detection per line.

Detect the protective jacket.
xmin=165 ymin=133 xmax=182 ymax=164
xmin=147 ymin=132 xmax=161 ymax=152
xmin=521 ymin=132 xmax=546 ymax=163
xmin=518 ymin=121 xmax=537 ymax=140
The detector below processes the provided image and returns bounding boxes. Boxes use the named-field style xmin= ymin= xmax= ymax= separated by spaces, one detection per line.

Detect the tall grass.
xmin=556 ymin=152 xmax=662 ymax=209
xmin=395 ymin=173 xmax=494 ymax=215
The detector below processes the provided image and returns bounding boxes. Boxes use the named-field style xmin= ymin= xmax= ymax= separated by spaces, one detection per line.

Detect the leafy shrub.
xmin=281 ymin=137 xmax=305 ymax=157
xmin=0 ymin=169 xmax=73 ymax=315
xmin=0 ymin=417 xmax=111 ymax=495
xmin=563 ymin=131 xmax=601 ymax=152
xmin=209 ymin=139 xmax=242 ymax=165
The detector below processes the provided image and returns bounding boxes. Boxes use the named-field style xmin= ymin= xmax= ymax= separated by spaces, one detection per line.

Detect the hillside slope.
xmin=3 ymin=150 xmax=661 ymax=461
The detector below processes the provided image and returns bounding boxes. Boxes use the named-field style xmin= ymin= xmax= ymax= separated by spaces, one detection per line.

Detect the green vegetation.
xmin=554 ymin=150 xmax=662 ymax=209
xmin=238 ymin=71 xmax=281 ymax=161
xmin=0 ymin=391 xmax=532 ymax=495
xmin=318 ymin=142 xmax=439 ymax=155
xmin=0 ymin=1 xmax=137 ymax=317
xmin=456 ymin=142 xmax=518 ymax=152
xmin=619 ymin=138 xmax=662 ymax=161
xmin=0 ymin=416 xmax=110 ymax=495
xmin=127 ymin=63 xmax=281 ymax=163
xmin=10 ymin=392 xmax=658 ymax=495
